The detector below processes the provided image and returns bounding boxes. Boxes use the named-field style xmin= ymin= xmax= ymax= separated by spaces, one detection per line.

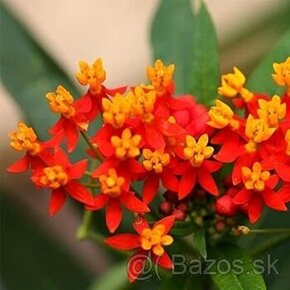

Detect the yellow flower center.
xmin=40 ymin=165 xmax=68 ymax=189
xmin=147 ymin=60 xmax=175 ymax=96
xmin=111 ymin=128 xmax=141 ymax=160
xmin=272 ymin=57 xmax=290 ymax=91
xmin=208 ymin=99 xmax=239 ymax=129
xmin=218 ymin=67 xmax=253 ymax=102
xmin=257 ymin=95 xmax=286 ymax=127
xmin=285 ymin=129 xmax=290 ymax=156
xmin=184 ymin=134 xmax=214 ymax=167
xmin=99 ymin=169 xmax=125 ymax=198
xmin=131 ymin=86 xmax=156 ymax=122
xmin=76 ymin=58 xmax=106 ymax=94
xmin=142 ymin=149 xmax=170 ymax=174
xmin=140 ymin=224 xmax=173 ymax=256
xmin=245 ymin=115 xmax=276 ymax=152
xmin=9 ymin=122 xmax=41 ymax=155
xmin=102 ymin=93 xmax=133 ymax=128
xmin=46 ymin=85 xmax=76 ymax=118
xmin=242 ymin=162 xmax=270 ymax=192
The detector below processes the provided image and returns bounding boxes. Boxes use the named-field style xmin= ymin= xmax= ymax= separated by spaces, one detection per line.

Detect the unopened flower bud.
xmin=216 ymin=194 xmax=238 ymax=217
xmin=159 ymin=201 xmax=173 ymax=216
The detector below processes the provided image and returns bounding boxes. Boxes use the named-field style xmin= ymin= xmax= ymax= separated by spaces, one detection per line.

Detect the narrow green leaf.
xmin=0 ymin=4 xmax=78 ymax=139
xmin=247 ymin=29 xmax=290 ymax=96
xmin=194 ymin=229 xmax=207 ymax=258
xmin=89 ymin=261 xmax=128 ymax=290
xmin=209 ymin=244 xmax=266 ymax=290
xmin=171 ymin=221 xmax=196 ymax=236
xmin=151 ymin=0 xmax=195 ymax=94
xmin=189 ymin=1 xmax=219 ymax=104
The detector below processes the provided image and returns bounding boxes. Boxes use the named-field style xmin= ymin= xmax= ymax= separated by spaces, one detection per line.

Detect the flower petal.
xmin=121 ymin=192 xmax=150 ymax=213
xmin=263 ymin=188 xmax=287 ymax=211
xmin=142 ymin=174 xmax=159 ymax=204
xmin=198 ymin=167 xmax=219 ymax=196
xmin=278 ymin=184 xmax=290 ymax=203
xmin=65 ymin=181 xmax=94 ymax=205
xmin=248 ymin=195 xmax=263 ymax=224
xmin=86 ymin=193 xmax=108 ymax=210
xmin=68 ymin=159 xmax=88 ymax=179
xmin=133 ymin=216 xmax=149 ymax=235
xmin=178 ymin=169 xmax=196 ymax=199
xmin=161 ymin=171 xmax=179 ymax=192
xmin=145 ymin=124 xmax=165 ymax=150
xmin=7 ymin=155 xmax=30 ymax=173
xmin=152 ymin=251 xmax=173 ymax=269
xmin=275 ymin=163 xmax=290 ymax=182
xmin=127 ymin=251 xmax=148 ymax=283
xmin=106 ymin=198 xmax=122 ymax=233
xmin=49 ymin=189 xmax=66 ymax=216
xmin=105 ymin=234 xmax=140 ymax=250
xmin=232 ymin=188 xmax=251 ymax=204
xmin=154 ymin=215 xmax=175 ymax=235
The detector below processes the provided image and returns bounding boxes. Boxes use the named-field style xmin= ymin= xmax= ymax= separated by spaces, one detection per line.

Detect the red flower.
xmin=106 ymin=215 xmax=175 ymax=282
xmin=89 ymin=168 xmax=149 ymax=233
xmin=47 ymin=85 xmax=91 ymax=152
xmin=7 ymin=122 xmax=61 ymax=173
xmin=31 ymin=148 xmax=93 ymax=216
xmin=141 ymin=148 xmax=179 ymax=204
xmin=233 ymin=162 xmax=286 ymax=223
xmin=178 ymin=134 xmax=222 ymax=199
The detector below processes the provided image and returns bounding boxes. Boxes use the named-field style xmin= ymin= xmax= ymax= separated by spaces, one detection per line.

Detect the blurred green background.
xmin=1 ymin=0 xmax=290 ymax=289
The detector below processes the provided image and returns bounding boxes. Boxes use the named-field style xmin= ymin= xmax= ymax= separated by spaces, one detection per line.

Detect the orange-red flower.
xmin=106 ymin=215 xmax=175 ymax=282
xmin=31 ymin=148 xmax=93 ymax=215
xmin=47 ymin=85 xmax=91 ymax=152
xmin=178 ymin=134 xmax=222 ymax=199
xmin=233 ymin=162 xmax=286 ymax=223
xmin=89 ymin=168 xmax=149 ymax=233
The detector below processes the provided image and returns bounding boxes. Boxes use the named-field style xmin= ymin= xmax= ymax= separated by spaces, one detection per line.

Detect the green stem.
xmin=249 ymin=228 xmax=290 ymax=235
xmin=250 ymin=233 xmax=290 ymax=257
xmin=77 ymin=210 xmax=94 ymax=240
xmin=80 ymin=131 xmax=103 ymax=160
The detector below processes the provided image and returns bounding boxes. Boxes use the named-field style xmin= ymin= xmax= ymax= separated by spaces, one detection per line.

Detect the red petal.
xmin=275 ymin=163 xmax=290 ymax=182
xmin=161 ymin=171 xmax=179 ymax=192
xmin=158 ymin=118 xmax=185 ymax=137
xmin=7 ymin=155 xmax=30 ymax=172
xmin=248 ymin=195 xmax=263 ymax=224
xmin=203 ymin=160 xmax=222 ymax=173
xmin=121 ymin=192 xmax=149 ymax=213
xmin=232 ymin=154 xmax=253 ymax=185
xmin=86 ymin=194 xmax=108 ymax=210
xmin=263 ymin=188 xmax=287 ymax=211
xmin=65 ymin=181 xmax=94 ymax=205
xmin=214 ymin=136 xmax=242 ymax=163
xmin=142 ymin=175 xmax=159 ymax=204
xmin=278 ymin=184 xmax=290 ymax=203
xmin=154 ymin=215 xmax=175 ymax=235
xmin=133 ymin=216 xmax=149 ymax=235
xmin=54 ymin=147 xmax=70 ymax=168
xmin=68 ymin=159 xmax=88 ymax=179
xmin=232 ymin=188 xmax=251 ymax=204
xmin=106 ymin=198 xmax=122 ymax=233
xmin=49 ymin=189 xmax=66 ymax=216
xmin=105 ymin=86 xmax=127 ymax=96
xmin=266 ymin=174 xmax=279 ymax=189
xmin=127 ymin=251 xmax=148 ymax=283
xmin=178 ymin=169 xmax=196 ymax=199
xmin=145 ymin=124 xmax=165 ymax=150
xmin=92 ymin=158 xmax=118 ymax=177
xmin=198 ymin=167 xmax=219 ymax=196
xmin=74 ymin=93 xmax=92 ymax=113
xmin=64 ymin=121 xmax=79 ymax=152
xmin=49 ymin=117 xmax=64 ymax=135
xmin=105 ymin=234 xmax=140 ymax=250
xmin=152 ymin=251 xmax=173 ymax=269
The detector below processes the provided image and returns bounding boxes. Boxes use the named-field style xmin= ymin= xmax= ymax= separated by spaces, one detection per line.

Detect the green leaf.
xmin=247 ymin=29 xmax=290 ymax=96
xmin=189 ymin=1 xmax=219 ymax=104
xmin=159 ymin=274 xmax=203 ymax=290
xmin=89 ymin=261 xmax=128 ymax=290
xmin=209 ymin=244 xmax=266 ymax=290
xmin=194 ymin=229 xmax=207 ymax=258
xmin=0 ymin=3 xmax=78 ymax=140
xmin=171 ymin=221 xmax=196 ymax=236
xmin=1 ymin=194 xmax=90 ymax=290
xmin=151 ymin=0 xmax=195 ymax=94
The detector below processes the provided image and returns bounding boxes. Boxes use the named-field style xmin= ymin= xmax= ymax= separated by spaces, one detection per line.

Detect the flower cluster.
xmin=7 ymin=57 xmax=290 ymax=281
